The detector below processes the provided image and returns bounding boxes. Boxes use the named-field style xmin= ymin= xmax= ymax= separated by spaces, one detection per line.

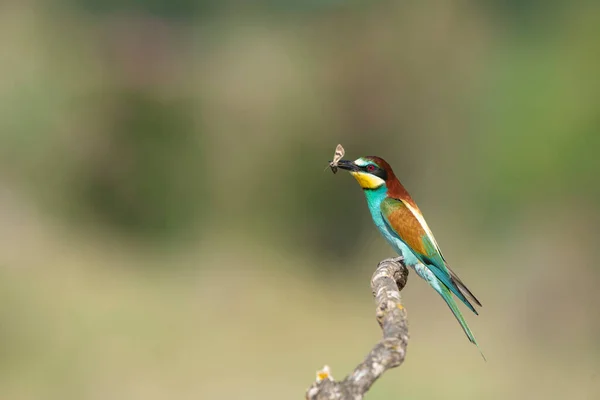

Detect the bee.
xmin=327 ymin=144 xmax=345 ymax=174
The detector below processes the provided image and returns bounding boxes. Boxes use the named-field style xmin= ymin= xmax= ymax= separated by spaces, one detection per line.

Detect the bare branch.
xmin=305 ymin=257 xmax=409 ymax=400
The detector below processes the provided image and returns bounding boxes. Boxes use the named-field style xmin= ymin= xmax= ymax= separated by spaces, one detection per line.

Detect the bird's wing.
xmin=380 ymin=197 xmax=481 ymax=312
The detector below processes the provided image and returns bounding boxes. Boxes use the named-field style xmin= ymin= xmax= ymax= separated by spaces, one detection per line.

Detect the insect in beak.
xmin=326 ymin=144 xmax=345 ymax=174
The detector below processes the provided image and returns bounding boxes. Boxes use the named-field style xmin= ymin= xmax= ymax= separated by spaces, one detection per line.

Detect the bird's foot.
xmin=391 ymin=256 xmax=404 ymax=264
xmin=379 ymin=256 xmax=404 ymax=265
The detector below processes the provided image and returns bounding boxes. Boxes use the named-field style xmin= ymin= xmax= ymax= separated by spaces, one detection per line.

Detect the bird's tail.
xmin=439 ymin=284 xmax=486 ymax=361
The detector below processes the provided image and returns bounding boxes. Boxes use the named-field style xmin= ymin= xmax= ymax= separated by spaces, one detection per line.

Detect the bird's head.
xmin=334 ymin=156 xmax=394 ymax=190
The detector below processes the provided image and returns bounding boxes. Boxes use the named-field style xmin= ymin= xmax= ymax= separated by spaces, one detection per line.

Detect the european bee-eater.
xmin=335 ymin=156 xmax=484 ymax=358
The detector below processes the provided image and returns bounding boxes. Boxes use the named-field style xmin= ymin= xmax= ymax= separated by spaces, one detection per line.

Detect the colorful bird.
xmin=334 ymin=155 xmax=484 ymax=359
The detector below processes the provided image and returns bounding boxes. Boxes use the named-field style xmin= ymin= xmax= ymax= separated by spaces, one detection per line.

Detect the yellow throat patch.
xmin=350 ymin=171 xmax=385 ymax=189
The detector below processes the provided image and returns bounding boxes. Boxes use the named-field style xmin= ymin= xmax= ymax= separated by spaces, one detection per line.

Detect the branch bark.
xmin=305 ymin=257 xmax=409 ymax=400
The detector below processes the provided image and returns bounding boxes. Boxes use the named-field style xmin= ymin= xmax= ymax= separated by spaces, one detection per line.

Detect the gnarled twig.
xmin=305 ymin=257 xmax=409 ymax=400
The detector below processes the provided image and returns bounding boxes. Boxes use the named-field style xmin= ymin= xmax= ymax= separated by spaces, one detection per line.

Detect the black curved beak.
xmin=334 ymin=159 xmax=360 ymax=172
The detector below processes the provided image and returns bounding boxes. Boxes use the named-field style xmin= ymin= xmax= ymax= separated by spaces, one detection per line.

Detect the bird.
xmin=334 ymin=155 xmax=485 ymax=359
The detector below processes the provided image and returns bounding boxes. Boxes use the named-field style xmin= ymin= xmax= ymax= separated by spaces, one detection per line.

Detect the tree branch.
xmin=305 ymin=257 xmax=410 ymax=400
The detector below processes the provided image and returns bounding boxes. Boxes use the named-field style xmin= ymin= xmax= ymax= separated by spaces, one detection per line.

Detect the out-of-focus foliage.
xmin=0 ymin=1 xmax=599 ymax=399
xmin=69 ymin=89 xmax=207 ymax=239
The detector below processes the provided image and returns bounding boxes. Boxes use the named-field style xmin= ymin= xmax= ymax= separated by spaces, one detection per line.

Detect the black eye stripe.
xmin=362 ymin=164 xmax=387 ymax=180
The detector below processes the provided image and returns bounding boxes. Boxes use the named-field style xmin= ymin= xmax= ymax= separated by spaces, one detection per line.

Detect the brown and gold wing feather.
xmin=380 ymin=197 xmax=429 ymax=256
xmin=380 ymin=197 xmax=482 ymax=310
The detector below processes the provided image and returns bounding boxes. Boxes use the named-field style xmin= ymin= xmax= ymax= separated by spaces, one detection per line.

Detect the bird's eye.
xmin=367 ymin=164 xmax=376 ymax=172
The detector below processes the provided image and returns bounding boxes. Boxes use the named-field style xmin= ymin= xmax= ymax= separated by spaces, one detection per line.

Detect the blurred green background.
xmin=1 ymin=1 xmax=599 ymax=399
